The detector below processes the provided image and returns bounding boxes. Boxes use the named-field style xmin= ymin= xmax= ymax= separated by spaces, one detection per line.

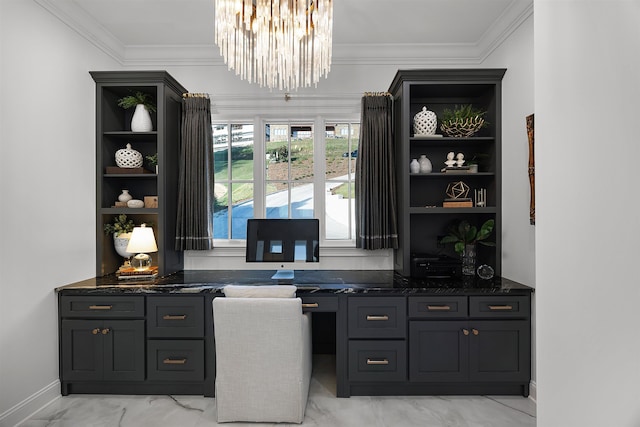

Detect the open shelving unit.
xmin=91 ymin=71 xmax=187 ymax=277
xmin=388 ymin=69 xmax=506 ymax=277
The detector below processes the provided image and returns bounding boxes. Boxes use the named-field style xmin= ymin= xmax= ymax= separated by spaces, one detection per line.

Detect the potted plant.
xmin=440 ymin=219 xmax=495 ymax=275
xmin=117 ymin=91 xmax=156 ymax=132
xmin=104 ymin=214 xmax=135 ymax=260
xmin=440 ymin=104 xmax=488 ymax=137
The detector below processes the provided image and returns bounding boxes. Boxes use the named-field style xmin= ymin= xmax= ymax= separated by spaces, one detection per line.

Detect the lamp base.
xmin=130 ymin=253 xmax=152 ymax=270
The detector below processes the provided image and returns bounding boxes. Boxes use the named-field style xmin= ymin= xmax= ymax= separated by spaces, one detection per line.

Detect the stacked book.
xmin=116 ymin=266 xmax=158 ymax=280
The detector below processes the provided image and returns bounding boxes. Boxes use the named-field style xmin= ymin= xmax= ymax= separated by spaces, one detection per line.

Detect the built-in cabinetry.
xmin=345 ymin=293 xmax=530 ymax=397
xmin=58 ymin=293 xmax=214 ymax=396
xmin=90 ymin=71 xmax=187 ymax=276
xmin=388 ymin=69 xmax=506 ymax=277
xmin=57 ymin=278 xmax=531 ymax=398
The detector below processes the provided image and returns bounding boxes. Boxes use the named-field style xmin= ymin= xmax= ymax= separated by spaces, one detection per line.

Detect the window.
xmin=212 ymin=119 xmax=358 ymax=242
xmin=213 ymin=124 xmax=254 ymax=239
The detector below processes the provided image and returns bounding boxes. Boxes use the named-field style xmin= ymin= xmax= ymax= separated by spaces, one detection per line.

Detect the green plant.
xmin=442 ymin=104 xmax=487 ymax=124
xmin=104 ymin=214 xmax=135 ymax=237
xmin=117 ymin=91 xmax=157 ymax=113
xmin=146 ymin=153 xmax=158 ymax=166
xmin=440 ymin=219 xmax=496 ymax=254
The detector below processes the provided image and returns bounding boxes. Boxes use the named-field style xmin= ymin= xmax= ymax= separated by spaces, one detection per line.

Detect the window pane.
xmin=266 ymin=182 xmax=289 ymax=219
xmin=266 ymin=124 xmax=289 ymax=180
xmin=349 ymin=124 xmax=360 ymax=179
xmin=325 ymin=124 xmax=351 ymax=180
xmin=213 ymin=182 xmax=229 ymax=239
xmin=231 ymin=183 xmax=253 ymax=239
xmin=291 ymin=125 xmax=313 ymax=181
xmin=214 ymin=124 xmax=229 ymax=179
xmin=231 ymin=125 xmax=254 ymax=180
xmin=291 ymin=182 xmax=314 ymax=219
xmin=325 ymin=180 xmax=354 ymax=239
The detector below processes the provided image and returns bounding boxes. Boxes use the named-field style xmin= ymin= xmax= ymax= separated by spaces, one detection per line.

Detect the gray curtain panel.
xmin=355 ymin=93 xmax=399 ymax=250
xmin=175 ymin=95 xmax=215 ymax=250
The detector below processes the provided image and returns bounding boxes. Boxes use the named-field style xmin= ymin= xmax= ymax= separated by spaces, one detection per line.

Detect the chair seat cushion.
xmin=222 ymin=284 xmax=296 ymax=298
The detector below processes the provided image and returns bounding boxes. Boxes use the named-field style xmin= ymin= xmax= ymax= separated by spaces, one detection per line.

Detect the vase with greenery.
xmin=440 ymin=104 xmax=488 ymax=137
xmin=146 ymin=153 xmax=158 ymax=173
xmin=104 ymin=214 xmax=135 ymax=260
xmin=117 ymin=91 xmax=156 ymax=132
xmin=440 ymin=219 xmax=495 ymax=275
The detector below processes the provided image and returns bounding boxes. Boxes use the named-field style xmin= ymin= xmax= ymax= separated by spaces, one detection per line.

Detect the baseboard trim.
xmin=0 ymin=380 xmax=60 ymax=427
xmin=529 ymin=380 xmax=537 ymax=403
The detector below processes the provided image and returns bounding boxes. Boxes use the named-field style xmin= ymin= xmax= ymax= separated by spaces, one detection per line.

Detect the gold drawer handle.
xmin=89 ymin=305 xmax=112 ymax=310
xmin=488 ymin=305 xmax=513 ymax=310
xmin=366 ymin=315 xmax=389 ymax=321
xmin=163 ymin=358 xmax=187 ymax=365
xmin=462 ymin=329 xmax=470 ymax=336
xmin=427 ymin=305 xmax=451 ymax=311
xmin=163 ymin=315 xmax=187 ymax=320
xmin=302 ymin=303 xmax=319 ymax=308
xmin=366 ymin=358 xmax=389 ymax=365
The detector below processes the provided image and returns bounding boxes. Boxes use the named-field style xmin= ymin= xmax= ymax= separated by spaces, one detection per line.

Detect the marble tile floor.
xmin=19 ymin=356 xmax=535 ymax=427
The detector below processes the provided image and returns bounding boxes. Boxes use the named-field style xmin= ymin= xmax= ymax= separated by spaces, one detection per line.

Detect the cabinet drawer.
xmin=147 ymin=297 xmax=204 ymax=338
xmin=348 ymin=340 xmax=406 ymax=382
xmin=300 ymin=296 xmax=338 ymax=312
xmin=147 ymin=340 xmax=204 ymax=382
xmin=60 ymin=296 xmax=144 ymax=318
xmin=348 ymin=297 xmax=406 ymax=338
xmin=408 ymin=296 xmax=468 ymax=318
xmin=469 ymin=296 xmax=530 ymax=318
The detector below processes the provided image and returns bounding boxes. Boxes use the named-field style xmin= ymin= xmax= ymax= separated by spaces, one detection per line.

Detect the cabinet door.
xmin=468 ymin=320 xmax=530 ymax=383
xmin=61 ymin=319 xmax=104 ymax=381
xmin=102 ymin=320 xmax=145 ymax=381
xmin=409 ymin=321 xmax=468 ymax=382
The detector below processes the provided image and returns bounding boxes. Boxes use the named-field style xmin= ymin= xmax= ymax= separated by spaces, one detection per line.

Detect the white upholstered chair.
xmin=212 ymin=285 xmax=312 ymax=423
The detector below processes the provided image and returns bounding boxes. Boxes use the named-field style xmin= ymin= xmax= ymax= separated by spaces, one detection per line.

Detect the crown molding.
xmin=33 ymin=0 xmax=533 ymax=68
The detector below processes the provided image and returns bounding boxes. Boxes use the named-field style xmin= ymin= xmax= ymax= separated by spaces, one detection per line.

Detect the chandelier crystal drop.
xmin=214 ymin=0 xmax=333 ymax=91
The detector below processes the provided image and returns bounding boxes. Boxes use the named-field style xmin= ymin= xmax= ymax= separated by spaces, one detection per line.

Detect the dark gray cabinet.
xmin=60 ymin=298 xmax=145 ymax=384
xmin=388 ymin=69 xmax=506 ymax=277
xmin=91 ymin=71 xmax=187 ymax=276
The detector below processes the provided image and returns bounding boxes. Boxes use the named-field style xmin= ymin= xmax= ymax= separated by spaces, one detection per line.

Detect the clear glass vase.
xmin=461 ymin=244 xmax=476 ymax=276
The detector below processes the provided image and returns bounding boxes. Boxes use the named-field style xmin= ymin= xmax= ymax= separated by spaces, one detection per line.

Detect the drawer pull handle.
xmin=302 ymin=303 xmax=319 ymax=308
xmin=366 ymin=358 xmax=389 ymax=365
xmin=163 ymin=358 xmax=187 ymax=365
xmin=427 ymin=305 xmax=451 ymax=311
xmin=163 ymin=315 xmax=187 ymax=320
xmin=91 ymin=328 xmax=100 ymax=335
xmin=488 ymin=305 xmax=513 ymax=310
xmin=89 ymin=305 xmax=112 ymax=310
xmin=462 ymin=329 xmax=470 ymax=336
xmin=366 ymin=315 xmax=389 ymax=321
xmin=101 ymin=328 xmax=110 ymax=335
xmin=472 ymin=328 xmax=479 ymax=336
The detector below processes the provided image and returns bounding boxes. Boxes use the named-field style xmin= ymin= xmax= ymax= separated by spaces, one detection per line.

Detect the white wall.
xmin=535 ymin=1 xmax=640 ymax=426
xmin=483 ymin=13 xmax=536 ymax=393
xmin=0 ymin=0 xmax=120 ymax=424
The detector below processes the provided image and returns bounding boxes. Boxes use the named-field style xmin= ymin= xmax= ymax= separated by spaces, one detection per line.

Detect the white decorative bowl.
xmin=127 ymin=199 xmax=144 ymax=208
xmin=115 ymin=143 xmax=143 ymax=168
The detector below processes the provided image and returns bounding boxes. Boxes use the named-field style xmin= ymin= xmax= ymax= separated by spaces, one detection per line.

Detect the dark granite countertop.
xmin=55 ymin=270 xmax=533 ymax=295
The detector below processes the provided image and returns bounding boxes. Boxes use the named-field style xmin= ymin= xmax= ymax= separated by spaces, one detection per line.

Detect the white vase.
xmin=410 ymin=159 xmax=420 ymax=174
xmin=418 ymin=155 xmax=432 ymax=173
xmin=131 ymin=104 xmax=153 ymax=132
xmin=113 ymin=232 xmax=134 ymax=259
xmin=118 ymin=189 xmax=132 ymax=202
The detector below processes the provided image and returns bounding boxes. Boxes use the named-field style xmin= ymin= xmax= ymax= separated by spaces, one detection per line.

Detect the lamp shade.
xmin=126 ymin=224 xmax=158 ymax=254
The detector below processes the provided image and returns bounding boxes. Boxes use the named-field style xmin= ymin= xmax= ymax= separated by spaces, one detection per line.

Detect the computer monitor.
xmin=245 ymin=218 xmax=319 ymax=281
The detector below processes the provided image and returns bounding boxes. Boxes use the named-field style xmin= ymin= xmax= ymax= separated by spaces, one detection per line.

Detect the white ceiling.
xmin=34 ymin=0 xmax=533 ymax=66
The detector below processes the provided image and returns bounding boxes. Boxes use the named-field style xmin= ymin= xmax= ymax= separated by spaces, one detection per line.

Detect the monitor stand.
xmin=271 ymin=269 xmax=294 ymax=283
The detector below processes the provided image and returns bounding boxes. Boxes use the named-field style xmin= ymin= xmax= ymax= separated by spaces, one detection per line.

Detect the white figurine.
xmin=444 ymin=151 xmax=457 ymax=168
xmin=456 ymin=152 xmax=465 ymax=167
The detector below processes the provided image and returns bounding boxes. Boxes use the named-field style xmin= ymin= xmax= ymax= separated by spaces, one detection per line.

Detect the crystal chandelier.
xmin=214 ymin=0 xmax=333 ymax=91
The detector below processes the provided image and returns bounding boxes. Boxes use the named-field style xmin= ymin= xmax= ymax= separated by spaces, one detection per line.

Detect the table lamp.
xmin=125 ymin=224 xmax=158 ymax=270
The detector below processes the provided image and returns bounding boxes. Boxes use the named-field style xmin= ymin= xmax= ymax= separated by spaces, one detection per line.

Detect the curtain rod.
xmin=182 ymin=92 xmax=210 ymax=98
xmin=363 ymin=91 xmax=391 ymax=97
